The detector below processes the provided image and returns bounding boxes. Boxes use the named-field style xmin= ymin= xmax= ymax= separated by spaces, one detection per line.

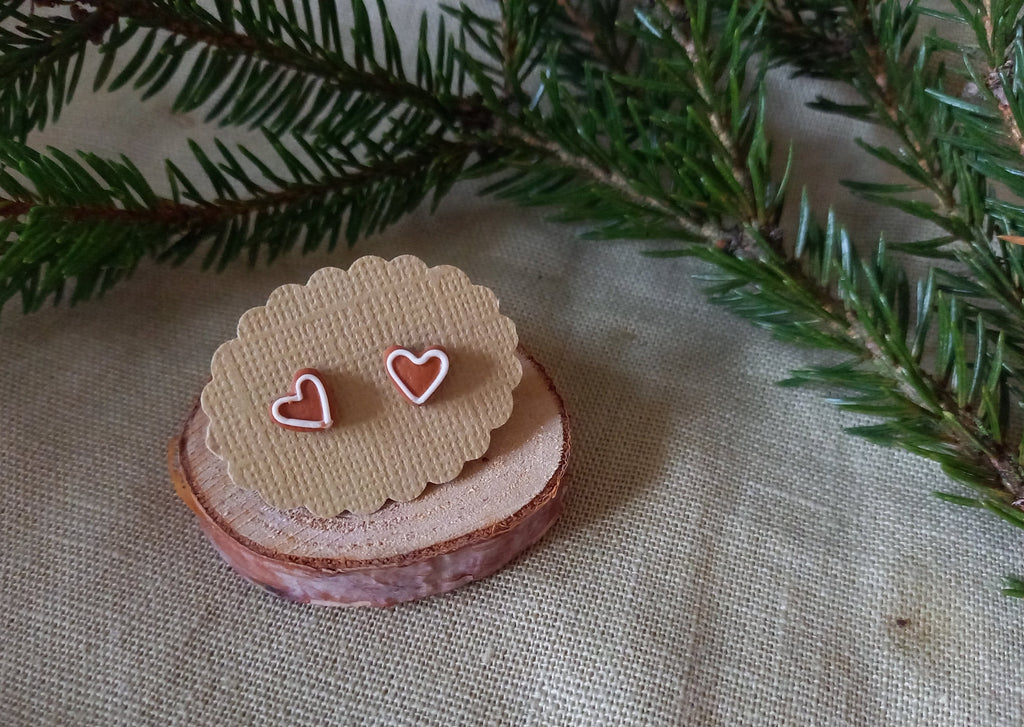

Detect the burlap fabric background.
xmin=2 ymin=2 xmax=1023 ymax=725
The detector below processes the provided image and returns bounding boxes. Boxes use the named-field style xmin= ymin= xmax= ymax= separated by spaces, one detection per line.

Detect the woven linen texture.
xmin=1 ymin=1 xmax=1023 ymax=724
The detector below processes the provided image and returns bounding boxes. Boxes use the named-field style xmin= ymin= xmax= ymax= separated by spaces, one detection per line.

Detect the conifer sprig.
xmin=0 ymin=131 xmax=481 ymax=309
xmin=758 ymin=0 xmax=1024 ymax=437
xmin=456 ymin=0 xmax=1024 ymax=508
xmin=1 ymin=0 xmax=482 ymax=141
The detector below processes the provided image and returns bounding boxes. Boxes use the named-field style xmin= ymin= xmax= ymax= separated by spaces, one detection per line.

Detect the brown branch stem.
xmin=1 ymin=141 xmax=476 ymax=227
xmin=856 ymin=30 xmax=957 ymax=214
xmin=664 ymin=18 xmax=754 ymax=220
xmin=505 ymin=129 xmax=724 ymax=243
xmin=982 ymin=0 xmax=1024 ymax=159
xmin=556 ymin=0 xmax=597 ymax=48
xmin=3 ymin=183 xmax=335 ymax=230
xmin=0 ymin=200 xmax=32 ymax=218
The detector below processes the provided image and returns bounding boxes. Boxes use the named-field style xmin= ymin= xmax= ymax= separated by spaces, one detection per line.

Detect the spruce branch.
xmin=0 ymin=132 xmax=479 ymax=309
xmin=687 ymin=201 xmax=1024 ymax=502
xmin=500 ymin=127 xmax=723 ymax=242
xmin=656 ymin=3 xmax=756 ymax=210
xmin=0 ymin=3 xmax=102 ymax=138
xmin=469 ymin=0 xmax=783 ymax=253
xmin=84 ymin=0 xmax=455 ymax=114
xmin=761 ymin=1 xmax=1024 ymax=422
xmin=475 ymin=2 xmax=1024 ymax=505
xmin=2 ymin=0 xmax=487 ymax=141
xmin=758 ymin=0 xmax=968 ymax=228
xmin=975 ymin=0 xmax=1024 ymax=157
xmin=725 ymin=0 xmax=1024 ymax=510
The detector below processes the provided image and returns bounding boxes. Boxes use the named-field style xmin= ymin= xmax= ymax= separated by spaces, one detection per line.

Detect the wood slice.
xmin=168 ymin=350 xmax=570 ymax=607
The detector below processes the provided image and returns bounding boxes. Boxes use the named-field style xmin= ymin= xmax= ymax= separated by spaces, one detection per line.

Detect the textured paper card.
xmin=200 ymin=256 xmax=522 ymax=516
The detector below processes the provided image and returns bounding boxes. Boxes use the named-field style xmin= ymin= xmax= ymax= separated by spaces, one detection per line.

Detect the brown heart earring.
xmin=269 ymin=368 xmax=333 ymax=431
xmin=384 ymin=346 xmax=449 ymax=405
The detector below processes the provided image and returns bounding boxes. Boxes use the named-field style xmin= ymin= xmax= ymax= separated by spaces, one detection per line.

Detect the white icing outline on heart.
xmin=271 ymin=371 xmax=333 ymax=429
xmin=385 ymin=347 xmax=450 ymax=405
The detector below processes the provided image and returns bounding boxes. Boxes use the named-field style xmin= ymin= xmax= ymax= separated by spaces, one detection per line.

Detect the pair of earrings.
xmin=269 ymin=346 xmax=449 ymax=432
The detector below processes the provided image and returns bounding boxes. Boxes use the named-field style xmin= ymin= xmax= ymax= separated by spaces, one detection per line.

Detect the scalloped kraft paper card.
xmin=200 ymin=256 xmax=522 ymax=516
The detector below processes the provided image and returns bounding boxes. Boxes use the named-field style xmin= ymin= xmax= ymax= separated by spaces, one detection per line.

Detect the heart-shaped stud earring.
xmin=385 ymin=346 xmax=449 ymax=405
xmin=270 ymin=368 xmax=333 ymax=431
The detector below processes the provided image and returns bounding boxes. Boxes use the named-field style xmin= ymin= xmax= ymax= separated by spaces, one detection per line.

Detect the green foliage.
xmin=1 ymin=0 xmax=470 ymax=140
xmin=0 ymin=131 xmax=475 ymax=310
xmin=0 ymin=0 xmax=485 ymax=309
xmin=5 ymin=0 xmax=1024 ymax=591
xmin=1003 ymin=575 xmax=1024 ymax=597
